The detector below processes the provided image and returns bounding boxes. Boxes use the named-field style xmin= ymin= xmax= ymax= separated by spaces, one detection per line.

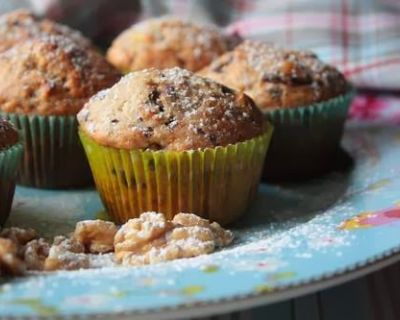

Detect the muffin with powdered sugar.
xmin=78 ymin=67 xmax=273 ymax=225
xmin=201 ymin=40 xmax=353 ymax=181
xmin=107 ymin=17 xmax=229 ymax=73
xmin=0 ymin=34 xmax=120 ymax=188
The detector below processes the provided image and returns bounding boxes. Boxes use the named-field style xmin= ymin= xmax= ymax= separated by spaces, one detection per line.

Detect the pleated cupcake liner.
xmin=79 ymin=126 xmax=273 ymax=225
xmin=262 ymin=89 xmax=355 ymax=181
xmin=0 ymin=143 xmax=23 ymax=226
xmin=263 ymin=88 xmax=355 ymax=182
xmin=0 ymin=113 xmax=92 ymax=189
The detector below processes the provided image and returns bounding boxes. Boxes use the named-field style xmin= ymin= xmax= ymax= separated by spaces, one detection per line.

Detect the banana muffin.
xmin=201 ymin=40 xmax=353 ymax=180
xmin=0 ymin=9 xmax=92 ymax=53
xmin=106 ymin=17 xmax=228 ymax=73
xmin=78 ymin=67 xmax=264 ymax=150
xmin=0 ymin=35 xmax=120 ymax=188
xmin=201 ymin=40 xmax=348 ymax=109
xmin=78 ymin=67 xmax=273 ymax=224
xmin=0 ymin=119 xmax=23 ymax=226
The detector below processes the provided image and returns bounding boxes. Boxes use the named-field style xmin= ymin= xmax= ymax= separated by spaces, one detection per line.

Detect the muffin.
xmin=0 ymin=35 xmax=120 ymax=188
xmin=106 ymin=17 xmax=228 ymax=73
xmin=0 ymin=9 xmax=92 ymax=53
xmin=78 ymin=67 xmax=273 ymax=225
xmin=0 ymin=119 xmax=23 ymax=226
xmin=201 ymin=40 xmax=354 ymax=180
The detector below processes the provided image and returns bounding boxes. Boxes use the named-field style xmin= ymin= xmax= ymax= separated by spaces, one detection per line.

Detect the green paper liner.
xmin=0 ymin=113 xmax=92 ymax=189
xmin=79 ymin=127 xmax=273 ymax=225
xmin=262 ymin=90 xmax=355 ymax=181
xmin=0 ymin=143 xmax=23 ymax=226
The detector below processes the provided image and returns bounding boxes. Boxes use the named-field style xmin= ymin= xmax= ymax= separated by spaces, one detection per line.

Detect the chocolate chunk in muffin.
xmin=0 ymin=35 xmax=120 ymax=116
xmin=200 ymin=40 xmax=348 ymax=109
xmin=78 ymin=67 xmax=265 ymax=151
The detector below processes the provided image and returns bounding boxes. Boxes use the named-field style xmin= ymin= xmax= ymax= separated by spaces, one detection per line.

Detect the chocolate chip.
xmin=166 ymin=84 xmax=177 ymax=98
xmin=164 ymin=116 xmax=177 ymax=128
xmin=111 ymin=119 xmax=119 ymax=124
xmin=290 ymin=74 xmax=312 ymax=85
xmin=148 ymin=90 xmax=160 ymax=104
xmin=221 ymin=85 xmax=234 ymax=95
xmin=196 ymin=127 xmax=205 ymax=135
xmin=268 ymin=86 xmax=283 ymax=101
xmin=261 ymin=73 xmax=281 ymax=83
xmin=140 ymin=127 xmax=154 ymax=138
xmin=147 ymin=143 xmax=162 ymax=150
xmin=148 ymin=89 xmax=165 ymax=112
xmin=142 ymin=127 xmax=154 ymax=138
xmin=209 ymin=133 xmax=217 ymax=144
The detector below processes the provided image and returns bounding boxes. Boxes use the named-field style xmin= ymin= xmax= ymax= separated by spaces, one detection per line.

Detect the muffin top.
xmin=200 ymin=40 xmax=348 ymax=110
xmin=0 ymin=119 xmax=19 ymax=150
xmin=0 ymin=35 xmax=120 ymax=116
xmin=0 ymin=9 xmax=92 ymax=53
xmin=78 ymin=67 xmax=265 ymax=151
xmin=106 ymin=17 xmax=228 ymax=73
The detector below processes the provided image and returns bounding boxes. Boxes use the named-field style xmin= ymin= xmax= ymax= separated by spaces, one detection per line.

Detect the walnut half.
xmin=24 ymin=238 xmax=50 ymax=271
xmin=0 ymin=238 xmax=25 ymax=276
xmin=115 ymin=212 xmax=234 ymax=266
xmin=44 ymin=236 xmax=89 ymax=271
xmin=73 ymin=220 xmax=118 ymax=253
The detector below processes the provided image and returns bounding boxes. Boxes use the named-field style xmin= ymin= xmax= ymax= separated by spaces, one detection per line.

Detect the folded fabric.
xmin=223 ymin=0 xmax=400 ymax=90
xmin=150 ymin=0 xmax=400 ymax=90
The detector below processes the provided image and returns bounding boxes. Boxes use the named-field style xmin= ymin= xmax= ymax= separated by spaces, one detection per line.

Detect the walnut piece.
xmin=173 ymin=213 xmax=234 ymax=246
xmin=114 ymin=212 xmax=174 ymax=261
xmin=44 ymin=236 xmax=89 ymax=271
xmin=0 ymin=238 xmax=25 ymax=276
xmin=0 ymin=227 xmax=38 ymax=245
xmin=24 ymin=238 xmax=50 ymax=271
xmin=73 ymin=220 xmax=118 ymax=253
xmin=1 ymin=212 xmax=234 ymax=274
xmin=115 ymin=212 xmax=234 ymax=266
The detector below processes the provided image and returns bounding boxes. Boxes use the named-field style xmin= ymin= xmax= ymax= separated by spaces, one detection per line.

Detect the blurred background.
xmin=1 ymin=0 xmax=400 ymax=93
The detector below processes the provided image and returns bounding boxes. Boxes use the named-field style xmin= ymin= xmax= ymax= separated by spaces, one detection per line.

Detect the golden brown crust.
xmin=0 ymin=9 xmax=92 ymax=53
xmin=106 ymin=17 xmax=228 ymax=73
xmin=0 ymin=119 xmax=19 ymax=150
xmin=0 ymin=35 xmax=120 ymax=116
xmin=78 ymin=67 xmax=264 ymax=151
xmin=200 ymin=40 xmax=348 ymax=110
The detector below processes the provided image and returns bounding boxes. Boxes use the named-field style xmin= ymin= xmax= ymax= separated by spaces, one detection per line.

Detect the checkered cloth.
xmin=156 ymin=0 xmax=400 ymax=91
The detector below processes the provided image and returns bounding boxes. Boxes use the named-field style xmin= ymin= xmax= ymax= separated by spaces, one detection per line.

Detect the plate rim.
xmin=4 ymin=244 xmax=400 ymax=320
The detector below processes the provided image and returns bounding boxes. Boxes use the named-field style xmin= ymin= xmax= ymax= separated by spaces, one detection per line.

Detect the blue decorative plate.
xmin=1 ymin=121 xmax=400 ymax=319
